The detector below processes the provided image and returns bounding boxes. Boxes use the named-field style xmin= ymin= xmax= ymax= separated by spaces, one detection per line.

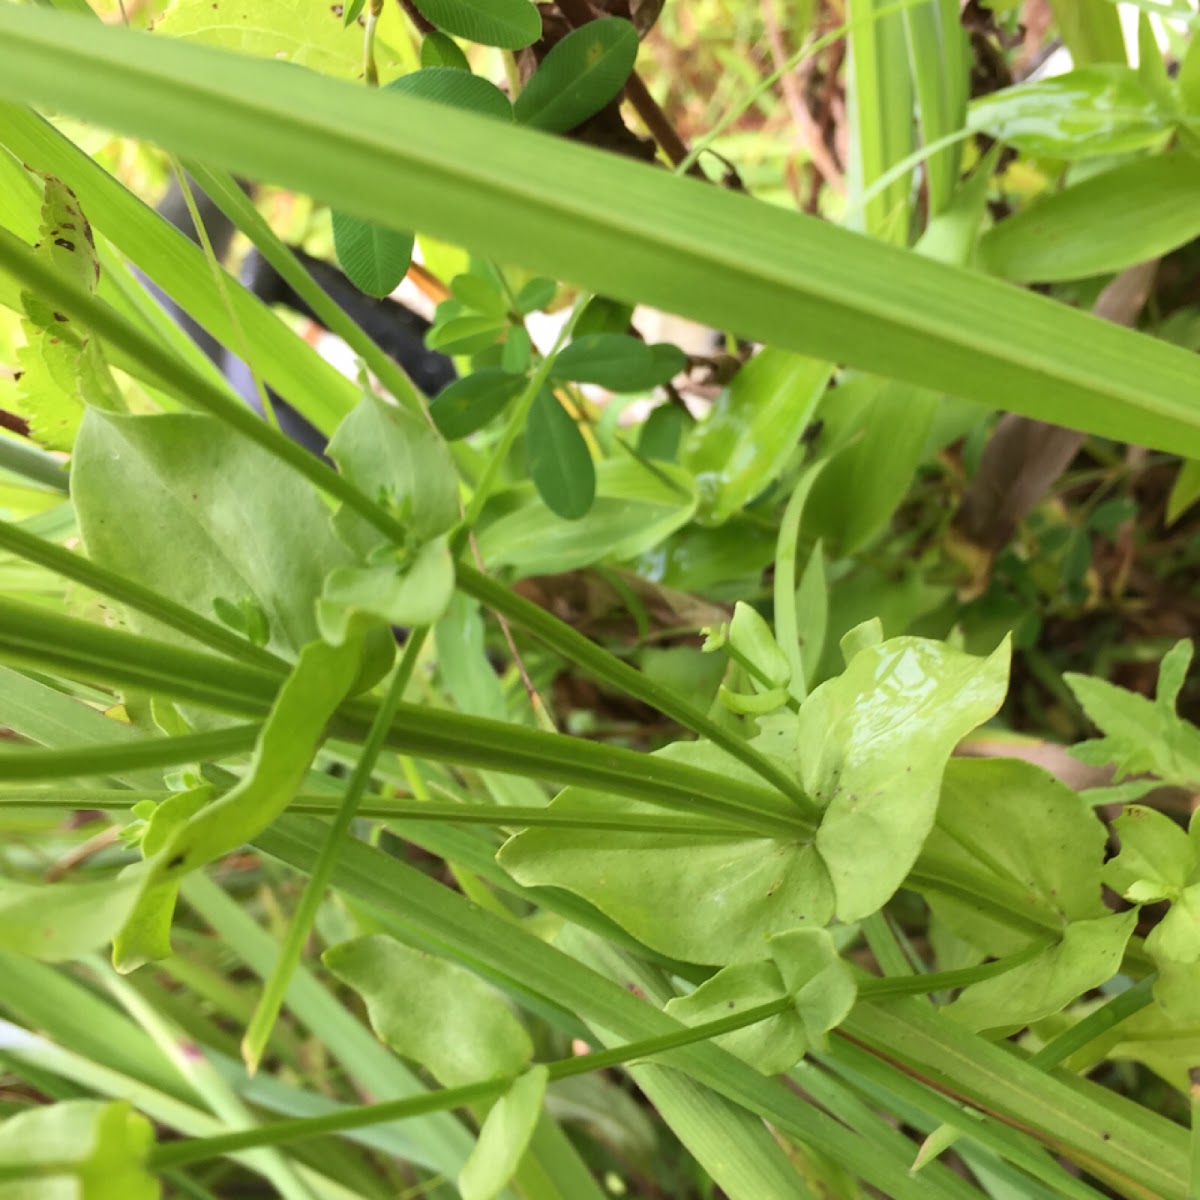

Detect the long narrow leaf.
xmin=1 ymin=8 xmax=1200 ymax=454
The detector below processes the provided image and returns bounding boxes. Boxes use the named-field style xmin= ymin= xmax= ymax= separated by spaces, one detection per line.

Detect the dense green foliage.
xmin=2 ymin=0 xmax=1200 ymax=1197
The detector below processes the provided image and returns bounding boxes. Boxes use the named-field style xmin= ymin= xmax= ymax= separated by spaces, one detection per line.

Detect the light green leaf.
xmin=514 ymin=18 xmax=639 ymax=133
xmin=796 ymin=635 xmax=1010 ymax=921
xmin=1105 ymin=805 xmax=1195 ymax=903
xmin=1146 ymin=956 xmax=1200 ymax=1024
xmin=968 ymin=66 xmax=1175 ymax=160
xmin=664 ymin=961 xmax=807 ymax=1074
xmin=72 ymin=410 xmax=354 ymax=660
xmin=838 ymin=617 xmax=883 ymax=665
xmin=769 ymin=927 xmax=857 ymax=1048
xmin=550 ymin=333 xmax=686 ymax=392
xmin=458 ymin=1065 xmax=548 ymax=1200
xmin=0 ymin=1101 xmax=157 ymax=1200
xmin=425 ymin=314 xmax=507 ymax=355
xmin=500 ymin=325 xmax=532 ymax=374
xmin=410 ymin=0 xmax=541 ymax=49
xmin=14 ymin=323 xmax=86 ymax=453
xmin=0 ymin=875 xmax=141 ymax=964
xmin=15 ymin=174 xmax=105 ymax=452
xmin=803 ymin=377 xmax=937 ymax=557
xmin=947 ymin=910 xmax=1137 ymax=1033
xmin=431 ymin=368 xmax=526 ymax=440
xmin=323 ymin=933 xmax=534 ymax=1085
xmin=154 ymin=0 xmax=400 ymax=79
xmin=1147 ymin=884 xmax=1200 ymax=964
xmin=327 ymin=393 xmax=459 ymax=554
xmin=980 ymin=153 xmax=1200 ymax=283
xmin=794 ymin=543 xmax=827 ymax=690
xmin=1136 ymin=11 xmax=1172 ymax=103
xmin=111 ymin=638 xmax=362 ymax=971
xmin=450 ymin=271 xmax=507 ymax=317
xmin=112 ymin=784 xmax=213 ymax=971
xmin=1168 ymin=458 xmax=1200 ymax=525
xmin=317 ymin=535 xmax=454 ymax=642
xmin=1066 ymin=640 xmax=1200 ymax=788
xmin=513 ymin=277 xmax=556 ymax=314
xmin=499 ymin=740 xmax=834 ymax=965
xmin=332 ymin=209 xmax=413 ymax=298
xmin=683 ymin=350 xmax=832 ymax=526
xmin=728 ymin=601 xmax=791 ymax=690
xmin=477 ymin=457 xmax=696 ymax=576
xmin=1046 ymin=0 xmax=1125 ymax=66
xmin=924 ymin=758 xmax=1110 ymax=956
xmin=526 ymin=386 xmax=595 ymax=520
xmin=800 ymin=166 xmax=988 ymax=553
xmin=420 ymin=30 xmax=469 ymax=70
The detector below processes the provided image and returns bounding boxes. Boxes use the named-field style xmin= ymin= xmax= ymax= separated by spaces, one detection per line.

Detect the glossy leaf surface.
xmin=968 ymin=66 xmax=1175 ymax=160
xmin=796 ymin=635 xmax=1010 ymax=921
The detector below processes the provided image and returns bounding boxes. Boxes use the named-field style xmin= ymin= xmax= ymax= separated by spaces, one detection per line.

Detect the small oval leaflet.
xmin=514 ymin=18 xmax=640 ymax=133
xmin=411 ymin=0 xmax=541 ymax=50
xmin=527 ymin=386 xmax=595 ymax=519
xmin=431 ymin=368 xmax=527 ymax=440
xmin=332 ymin=68 xmax=511 ymax=296
xmin=550 ymin=332 xmax=686 ymax=391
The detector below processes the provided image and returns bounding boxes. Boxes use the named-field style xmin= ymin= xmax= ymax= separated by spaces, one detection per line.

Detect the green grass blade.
xmin=1 ymin=8 xmax=1200 ymax=453
xmin=844 ymin=0 xmax=914 ymax=240
xmin=0 ymin=103 xmax=361 ymax=436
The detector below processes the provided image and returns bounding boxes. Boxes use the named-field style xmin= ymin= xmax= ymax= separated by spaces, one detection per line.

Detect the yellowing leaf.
xmin=154 ymin=0 xmax=403 ymax=80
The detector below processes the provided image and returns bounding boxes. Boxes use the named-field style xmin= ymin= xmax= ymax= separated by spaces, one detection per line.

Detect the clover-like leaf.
xmin=514 ymin=18 xmax=639 ymax=133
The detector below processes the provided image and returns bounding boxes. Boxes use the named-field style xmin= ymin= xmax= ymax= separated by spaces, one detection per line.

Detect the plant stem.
xmin=240 ymin=630 xmax=427 ymax=1073
xmin=0 ymin=518 xmax=285 ymax=672
xmin=148 ymin=996 xmax=791 ymax=1169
